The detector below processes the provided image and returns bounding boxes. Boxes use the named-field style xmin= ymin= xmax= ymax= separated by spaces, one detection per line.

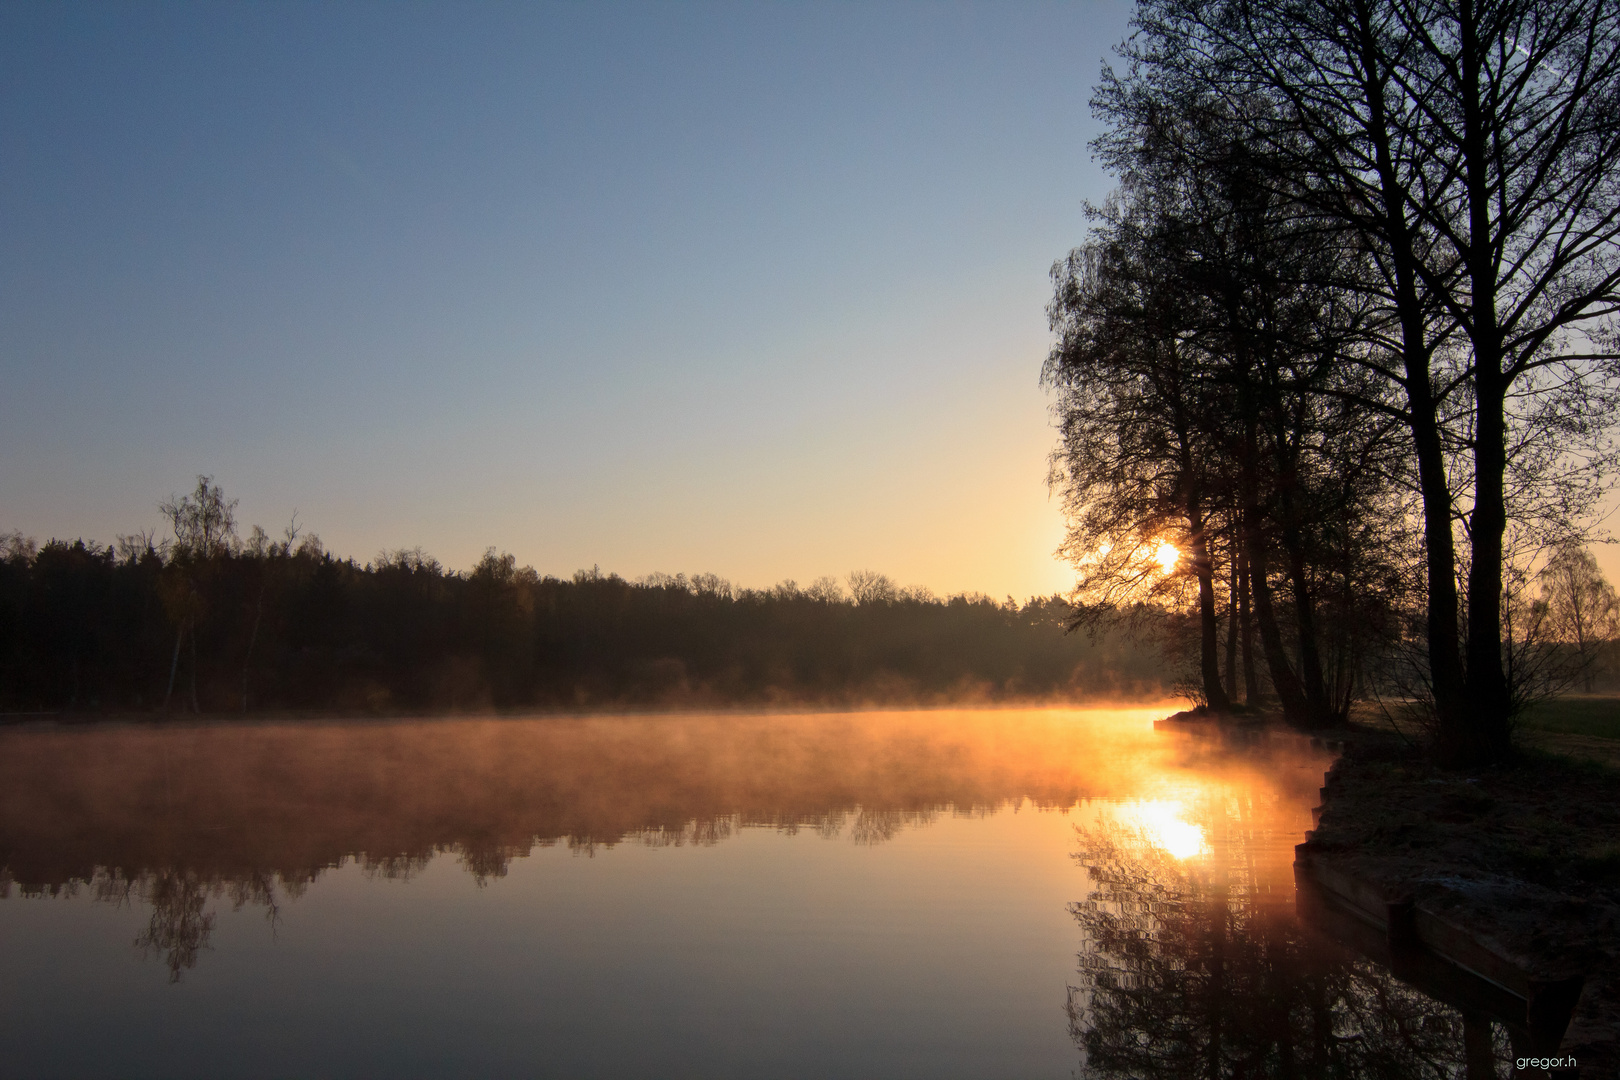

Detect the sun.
xmin=1154 ymin=541 xmax=1179 ymax=574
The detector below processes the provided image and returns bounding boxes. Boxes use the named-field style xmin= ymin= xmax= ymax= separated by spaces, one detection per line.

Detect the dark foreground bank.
xmin=1296 ymin=733 xmax=1620 ymax=1078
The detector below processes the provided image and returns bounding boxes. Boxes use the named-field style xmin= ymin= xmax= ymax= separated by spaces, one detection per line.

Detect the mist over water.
xmin=0 ymin=708 xmax=1513 ymax=1077
xmin=0 ymin=705 xmax=1311 ymax=884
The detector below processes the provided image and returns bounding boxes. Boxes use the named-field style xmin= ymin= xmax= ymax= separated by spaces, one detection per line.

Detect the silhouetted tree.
xmin=1069 ymin=0 xmax=1620 ymax=760
xmin=157 ymin=477 xmax=241 ymax=711
xmin=1045 ymin=190 xmax=1236 ymax=711
xmin=1047 ymin=106 xmax=1406 ymax=726
xmin=1532 ymin=541 xmax=1620 ymax=693
xmin=847 ymin=569 xmax=899 ymax=606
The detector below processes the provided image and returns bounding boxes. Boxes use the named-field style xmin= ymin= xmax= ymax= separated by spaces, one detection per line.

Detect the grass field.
xmin=1517 ymin=695 xmax=1620 ymax=740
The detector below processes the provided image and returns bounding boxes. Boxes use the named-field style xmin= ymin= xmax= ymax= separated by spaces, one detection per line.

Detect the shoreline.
xmin=1294 ymin=728 xmax=1619 ymax=1077
xmin=0 ymin=696 xmax=1183 ymax=728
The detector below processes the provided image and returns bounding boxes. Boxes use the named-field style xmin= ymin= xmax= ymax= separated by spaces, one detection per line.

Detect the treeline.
xmin=1047 ymin=0 xmax=1620 ymax=758
xmin=0 ymin=479 xmax=1168 ymax=715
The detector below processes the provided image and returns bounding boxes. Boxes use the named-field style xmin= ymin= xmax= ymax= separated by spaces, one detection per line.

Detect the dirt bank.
xmin=1297 ymin=733 xmax=1620 ymax=1077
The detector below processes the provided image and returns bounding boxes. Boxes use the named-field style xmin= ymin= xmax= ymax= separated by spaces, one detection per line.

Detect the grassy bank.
xmin=1520 ymin=696 xmax=1620 ymax=739
xmin=1516 ymin=696 xmax=1620 ymax=771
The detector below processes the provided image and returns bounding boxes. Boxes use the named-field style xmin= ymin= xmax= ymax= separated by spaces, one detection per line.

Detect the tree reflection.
xmin=94 ymin=868 xmax=283 ymax=982
xmin=1070 ymin=823 xmax=1511 ymax=1079
xmin=132 ymin=871 xmax=215 ymax=982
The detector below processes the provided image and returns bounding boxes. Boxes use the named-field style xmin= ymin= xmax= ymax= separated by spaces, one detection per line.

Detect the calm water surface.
xmin=0 ymin=707 xmax=1510 ymax=1077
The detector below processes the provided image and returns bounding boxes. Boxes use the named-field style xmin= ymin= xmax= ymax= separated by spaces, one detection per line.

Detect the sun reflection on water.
xmin=1113 ymin=799 xmax=1209 ymax=859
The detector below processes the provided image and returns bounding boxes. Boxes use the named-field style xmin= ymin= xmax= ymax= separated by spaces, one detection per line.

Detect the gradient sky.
xmin=8 ymin=2 xmax=1615 ymax=598
xmin=1 ymin=0 xmax=1149 ymax=598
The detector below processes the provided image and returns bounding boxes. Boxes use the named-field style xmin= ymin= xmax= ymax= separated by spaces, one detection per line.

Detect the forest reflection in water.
xmin=1 ymin=708 xmax=1314 ymax=975
xmin=0 ymin=707 xmax=1515 ymax=1077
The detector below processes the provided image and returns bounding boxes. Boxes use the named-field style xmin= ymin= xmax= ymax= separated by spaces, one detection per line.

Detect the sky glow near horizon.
xmin=0 ymin=1 xmax=1141 ymax=598
xmin=5 ymin=2 xmax=1617 ymax=597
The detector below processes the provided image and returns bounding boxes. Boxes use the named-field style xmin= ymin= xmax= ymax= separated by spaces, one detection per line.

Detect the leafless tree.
xmin=160 ymin=475 xmax=239 ymax=561
xmin=158 ymin=476 xmax=240 ymax=710
xmin=1537 ymin=540 xmax=1620 ymax=690
xmin=1048 ymin=103 xmax=1410 ymax=725
xmin=847 ymin=569 xmax=899 ymax=606
xmin=1106 ymin=0 xmax=1620 ymax=763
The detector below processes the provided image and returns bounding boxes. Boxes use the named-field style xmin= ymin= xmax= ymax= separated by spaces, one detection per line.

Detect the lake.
xmin=0 ymin=707 xmax=1512 ymax=1077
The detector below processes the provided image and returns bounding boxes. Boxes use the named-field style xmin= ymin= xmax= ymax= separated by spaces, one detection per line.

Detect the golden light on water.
xmin=1115 ymin=798 xmax=1210 ymax=859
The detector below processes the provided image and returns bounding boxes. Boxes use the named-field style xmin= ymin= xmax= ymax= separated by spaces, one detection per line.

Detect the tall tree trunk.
xmin=1278 ymin=483 xmax=1338 ymax=726
xmin=1245 ymin=525 xmax=1312 ymax=727
xmin=1408 ymin=368 xmax=1467 ymax=738
xmin=164 ymin=621 xmax=185 ymax=711
xmin=242 ymin=592 xmax=264 ymax=714
xmin=1455 ymin=0 xmax=1512 ymax=765
xmin=1224 ymin=535 xmax=1240 ymax=704
xmin=1189 ymin=504 xmax=1231 ymax=712
xmin=1353 ymin=15 xmax=1467 ymax=748
xmin=1240 ymin=549 xmax=1260 ymax=703
xmin=189 ymin=625 xmax=199 ymax=713
xmin=1283 ymin=540 xmax=1337 ymax=725
xmin=1461 ymin=376 xmax=1511 ymax=761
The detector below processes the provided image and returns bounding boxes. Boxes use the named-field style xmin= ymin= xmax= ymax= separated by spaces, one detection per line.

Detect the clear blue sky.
xmin=1 ymin=1 xmax=1139 ymax=597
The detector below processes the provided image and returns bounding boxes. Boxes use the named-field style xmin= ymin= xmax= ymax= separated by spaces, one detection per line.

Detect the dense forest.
xmin=0 ymin=479 xmax=1170 ymax=715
